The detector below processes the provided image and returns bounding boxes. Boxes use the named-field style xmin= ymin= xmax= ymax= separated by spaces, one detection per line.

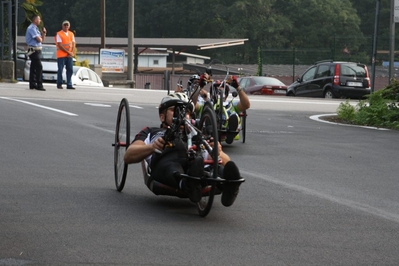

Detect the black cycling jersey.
xmin=133 ymin=126 xmax=187 ymax=188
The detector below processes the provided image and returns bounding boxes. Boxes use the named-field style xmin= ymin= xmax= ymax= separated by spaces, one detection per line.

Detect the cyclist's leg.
xmin=151 ymin=151 xmax=201 ymax=203
xmin=226 ymin=112 xmax=240 ymax=144
xmin=228 ymin=112 xmax=240 ymax=131
xmin=151 ymin=151 xmax=183 ymax=189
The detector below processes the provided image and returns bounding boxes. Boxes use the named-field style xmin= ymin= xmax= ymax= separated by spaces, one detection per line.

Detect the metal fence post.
xmin=164 ymin=70 xmax=170 ymax=93
xmin=292 ymin=47 xmax=296 ymax=83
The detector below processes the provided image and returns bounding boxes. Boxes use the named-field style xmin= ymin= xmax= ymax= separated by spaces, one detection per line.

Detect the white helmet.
xmin=159 ymin=93 xmax=190 ymax=114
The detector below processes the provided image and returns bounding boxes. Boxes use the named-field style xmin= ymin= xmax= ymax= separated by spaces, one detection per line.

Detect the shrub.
xmin=74 ymin=59 xmax=90 ymax=68
xmin=337 ymin=100 xmax=356 ymax=121
xmin=335 ymin=79 xmax=399 ymax=130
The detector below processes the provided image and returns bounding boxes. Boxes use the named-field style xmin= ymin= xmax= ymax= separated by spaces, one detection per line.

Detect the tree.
xmin=20 ymin=0 xmax=44 ymax=32
xmin=16 ymin=0 xmax=392 ymax=65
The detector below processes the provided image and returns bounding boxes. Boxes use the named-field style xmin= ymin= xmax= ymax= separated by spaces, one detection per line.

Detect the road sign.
xmin=100 ymin=49 xmax=125 ymax=73
xmin=395 ymin=0 xmax=399 ymax=22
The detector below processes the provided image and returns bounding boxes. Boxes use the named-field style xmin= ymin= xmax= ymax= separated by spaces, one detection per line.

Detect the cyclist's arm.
xmin=124 ymin=140 xmax=153 ymax=164
xmin=124 ymin=130 xmax=165 ymax=164
xmin=193 ymin=91 xmax=207 ymax=112
xmin=235 ymin=86 xmax=250 ymax=112
xmin=193 ymin=73 xmax=210 ymax=109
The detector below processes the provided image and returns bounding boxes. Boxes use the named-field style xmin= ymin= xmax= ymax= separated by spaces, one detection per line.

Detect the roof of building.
xmin=17 ymin=36 xmax=248 ymax=51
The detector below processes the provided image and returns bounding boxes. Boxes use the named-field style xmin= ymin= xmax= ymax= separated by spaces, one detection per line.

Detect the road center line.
xmin=0 ymin=97 xmax=78 ymax=116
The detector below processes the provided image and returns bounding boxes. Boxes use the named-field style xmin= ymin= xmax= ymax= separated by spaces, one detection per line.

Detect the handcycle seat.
xmin=141 ymin=160 xmax=188 ymax=198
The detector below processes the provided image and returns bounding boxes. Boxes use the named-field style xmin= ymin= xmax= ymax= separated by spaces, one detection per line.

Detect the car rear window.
xmin=340 ymin=64 xmax=367 ymax=77
xmin=40 ymin=46 xmax=57 ymax=60
xmin=253 ymin=77 xmax=285 ymax=86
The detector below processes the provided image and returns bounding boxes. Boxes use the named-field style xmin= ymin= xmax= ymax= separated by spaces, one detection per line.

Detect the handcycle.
xmin=200 ymin=60 xmax=248 ymax=144
xmin=112 ymin=93 xmax=245 ymax=217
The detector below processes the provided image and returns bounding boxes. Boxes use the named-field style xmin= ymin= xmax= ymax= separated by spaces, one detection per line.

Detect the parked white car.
xmin=18 ymin=44 xmax=68 ymax=82
xmin=71 ymin=66 xmax=104 ymax=87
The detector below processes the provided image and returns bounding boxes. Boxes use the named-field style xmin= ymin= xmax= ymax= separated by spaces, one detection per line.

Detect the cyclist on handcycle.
xmin=194 ymin=74 xmax=250 ymax=144
xmin=123 ymin=92 xmax=242 ymax=207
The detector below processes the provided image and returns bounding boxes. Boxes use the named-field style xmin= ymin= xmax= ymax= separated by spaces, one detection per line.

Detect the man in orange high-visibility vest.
xmin=55 ymin=20 xmax=75 ymax=89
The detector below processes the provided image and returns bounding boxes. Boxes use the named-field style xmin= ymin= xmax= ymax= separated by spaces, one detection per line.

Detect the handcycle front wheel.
xmin=197 ymin=104 xmax=218 ymax=217
xmin=113 ymin=98 xmax=130 ymax=192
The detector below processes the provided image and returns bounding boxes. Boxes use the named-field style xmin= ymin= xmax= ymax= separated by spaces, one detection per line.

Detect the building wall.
xmin=138 ymin=55 xmax=167 ymax=68
xmin=76 ymin=53 xmax=168 ymax=68
xmin=186 ymin=57 xmax=205 ymax=64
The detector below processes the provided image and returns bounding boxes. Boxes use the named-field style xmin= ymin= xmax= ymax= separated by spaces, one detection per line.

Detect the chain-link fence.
xmin=1 ymin=0 xmax=12 ymax=60
xmin=261 ymin=35 xmax=378 ymax=65
xmin=258 ymin=35 xmax=399 ymax=90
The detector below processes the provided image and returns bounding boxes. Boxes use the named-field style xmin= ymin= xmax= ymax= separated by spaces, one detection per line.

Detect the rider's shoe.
xmin=226 ymin=114 xmax=239 ymax=144
xmin=185 ymin=157 xmax=204 ymax=203
xmin=221 ymin=161 xmax=241 ymax=207
xmin=180 ymin=178 xmax=201 ymax=203
xmin=228 ymin=113 xmax=239 ymax=131
xmin=189 ymin=183 xmax=202 ymax=203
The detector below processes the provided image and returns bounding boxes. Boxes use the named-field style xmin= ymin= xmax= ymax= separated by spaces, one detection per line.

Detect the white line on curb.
xmin=310 ymin=114 xmax=390 ymax=131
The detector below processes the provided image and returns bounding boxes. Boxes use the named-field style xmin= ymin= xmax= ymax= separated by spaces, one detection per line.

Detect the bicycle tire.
xmin=114 ymin=98 xmax=130 ymax=192
xmin=241 ymin=110 xmax=247 ymax=143
xmin=217 ymin=90 xmax=227 ymax=130
xmin=197 ymin=105 xmax=218 ymax=217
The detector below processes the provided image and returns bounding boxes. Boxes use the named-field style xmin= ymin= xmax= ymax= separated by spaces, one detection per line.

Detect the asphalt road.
xmin=1 ymin=83 xmax=399 ymax=265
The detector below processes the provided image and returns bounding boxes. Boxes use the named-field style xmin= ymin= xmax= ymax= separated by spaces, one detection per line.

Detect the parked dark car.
xmin=286 ymin=60 xmax=371 ymax=99
xmin=238 ymin=76 xmax=287 ymax=95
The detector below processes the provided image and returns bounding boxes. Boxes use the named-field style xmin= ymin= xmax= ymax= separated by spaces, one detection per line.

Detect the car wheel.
xmin=287 ymin=91 xmax=295 ymax=96
xmin=324 ymin=89 xmax=334 ymax=99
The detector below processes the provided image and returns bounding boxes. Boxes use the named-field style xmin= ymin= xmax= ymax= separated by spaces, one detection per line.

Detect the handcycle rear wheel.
xmin=113 ymin=98 xmax=130 ymax=192
xmin=241 ymin=110 xmax=247 ymax=143
xmin=197 ymin=104 xmax=218 ymax=217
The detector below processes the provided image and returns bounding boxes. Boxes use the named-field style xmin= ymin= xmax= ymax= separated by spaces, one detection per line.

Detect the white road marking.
xmin=129 ymin=105 xmax=143 ymax=109
xmin=0 ymin=97 xmax=78 ymax=116
xmin=84 ymin=103 xmax=112 ymax=107
xmin=244 ymin=98 xmax=356 ymax=105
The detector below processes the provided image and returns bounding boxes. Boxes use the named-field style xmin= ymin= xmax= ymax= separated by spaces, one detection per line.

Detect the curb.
xmin=309 ymin=114 xmax=390 ymax=131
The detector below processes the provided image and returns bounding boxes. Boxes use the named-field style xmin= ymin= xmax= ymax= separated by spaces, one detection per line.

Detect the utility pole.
xmin=101 ymin=0 xmax=105 ymax=49
xmin=12 ymin=0 xmax=18 ymax=76
xmin=371 ymin=0 xmax=380 ymax=94
xmin=127 ymin=0 xmax=134 ymax=81
xmin=389 ymin=0 xmax=395 ymax=83
xmin=99 ymin=0 xmax=105 ymax=64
